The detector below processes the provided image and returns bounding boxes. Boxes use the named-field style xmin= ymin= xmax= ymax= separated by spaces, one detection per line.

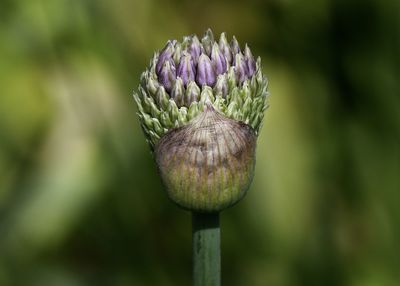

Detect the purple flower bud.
xmin=196 ymin=54 xmax=216 ymax=87
xmin=156 ymin=41 xmax=175 ymax=75
xmin=234 ymin=53 xmax=249 ymax=84
xmin=189 ymin=36 xmax=202 ymax=64
xmin=173 ymin=43 xmax=182 ymax=66
xmin=219 ymin=32 xmax=232 ymax=64
xmin=231 ymin=36 xmax=241 ymax=65
xmin=244 ymin=44 xmax=256 ymax=77
xmin=201 ymin=29 xmax=214 ymax=56
xmin=158 ymin=59 xmax=176 ymax=92
xmin=177 ymin=52 xmax=196 ymax=86
xmin=231 ymin=36 xmax=241 ymax=54
xmin=211 ymin=43 xmax=227 ymax=76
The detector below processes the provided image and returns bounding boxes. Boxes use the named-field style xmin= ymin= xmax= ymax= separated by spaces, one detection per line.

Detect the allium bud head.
xmin=133 ymin=29 xmax=269 ymax=212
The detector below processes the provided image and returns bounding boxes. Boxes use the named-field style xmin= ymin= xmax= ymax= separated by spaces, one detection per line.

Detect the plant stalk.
xmin=192 ymin=212 xmax=221 ymax=286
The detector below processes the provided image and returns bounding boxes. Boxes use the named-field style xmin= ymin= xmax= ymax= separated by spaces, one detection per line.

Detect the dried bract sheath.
xmin=133 ymin=29 xmax=269 ymax=212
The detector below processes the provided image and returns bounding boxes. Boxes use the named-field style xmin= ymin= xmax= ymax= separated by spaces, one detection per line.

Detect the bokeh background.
xmin=0 ymin=0 xmax=399 ymax=285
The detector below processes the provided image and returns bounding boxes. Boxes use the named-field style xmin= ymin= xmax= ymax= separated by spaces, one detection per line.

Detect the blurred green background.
xmin=0 ymin=0 xmax=399 ymax=285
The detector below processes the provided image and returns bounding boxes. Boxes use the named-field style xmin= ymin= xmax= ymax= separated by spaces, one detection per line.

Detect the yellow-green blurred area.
xmin=0 ymin=0 xmax=399 ymax=285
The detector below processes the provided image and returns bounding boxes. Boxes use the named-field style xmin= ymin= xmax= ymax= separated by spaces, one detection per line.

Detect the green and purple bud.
xmin=157 ymin=59 xmax=176 ymax=93
xmin=201 ymin=29 xmax=214 ymax=56
xmin=219 ymin=32 xmax=232 ymax=65
xmin=189 ymin=36 xmax=203 ymax=64
xmin=171 ymin=77 xmax=185 ymax=107
xmin=133 ymin=29 xmax=269 ymax=212
xmin=177 ymin=52 xmax=196 ymax=86
xmin=214 ymin=74 xmax=228 ymax=97
xmin=211 ymin=43 xmax=227 ymax=76
xmin=185 ymin=81 xmax=201 ymax=106
xmin=234 ymin=53 xmax=249 ymax=84
xmin=156 ymin=40 xmax=175 ymax=75
xmin=196 ymin=54 xmax=216 ymax=87
xmin=231 ymin=36 xmax=241 ymax=64
xmin=244 ymin=44 xmax=256 ymax=77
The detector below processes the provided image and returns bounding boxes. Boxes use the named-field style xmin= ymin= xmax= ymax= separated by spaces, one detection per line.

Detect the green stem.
xmin=192 ymin=212 xmax=221 ymax=286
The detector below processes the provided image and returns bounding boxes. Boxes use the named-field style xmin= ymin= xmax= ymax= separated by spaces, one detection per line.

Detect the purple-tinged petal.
xmin=158 ymin=59 xmax=176 ymax=92
xmin=231 ymin=36 xmax=240 ymax=54
xmin=234 ymin=53 xmax=249 ymax=84
xmin=189 ymin=36 xmax=202 ymax=64
xmin=177 ymin=52 xmax=196 ymax=86
xmin=211 ymin=42 xmax=227 ymax=76
xmin=173 ymin=42 xmax=182 ymax=66
xmin=219 ymin=32 xmax=232 ymax=64
xmin=196 ymin=54 xmax=216 ymax=87
xmin=244 ymin=44 xmax=256 ymax=77
xmin=201 ymin=29 xmax=214 ymax=56
xmin=156 ymin=41 xmax=175 ymax=75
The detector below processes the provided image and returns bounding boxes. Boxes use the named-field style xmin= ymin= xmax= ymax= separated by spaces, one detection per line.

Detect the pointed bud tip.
xmin=211 ymin=42 xmax=227 ymax=76
xmin=196 ymin=54 xmax=216 ymax=87
xmin=156 ymin=41 xmax=175 ymax=75
xmin=177 ymin=52 xmax=195 ymax=86
xmin=158 ymin=59 xmax=177 ymax=92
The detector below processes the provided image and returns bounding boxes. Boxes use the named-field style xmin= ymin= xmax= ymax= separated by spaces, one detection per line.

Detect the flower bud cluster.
xmin=134 ymin=29 xmax=269 ymax=148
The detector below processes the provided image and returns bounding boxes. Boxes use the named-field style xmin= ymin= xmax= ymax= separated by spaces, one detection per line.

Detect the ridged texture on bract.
xmin=133 ymin=29 xmax=269 ymax=212
xmin=155 ymin=104 xmax=256 ymax=212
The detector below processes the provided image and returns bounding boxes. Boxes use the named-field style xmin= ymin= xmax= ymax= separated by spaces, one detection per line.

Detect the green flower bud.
xmin=133 ymin=30 xmax=269 ymax=212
